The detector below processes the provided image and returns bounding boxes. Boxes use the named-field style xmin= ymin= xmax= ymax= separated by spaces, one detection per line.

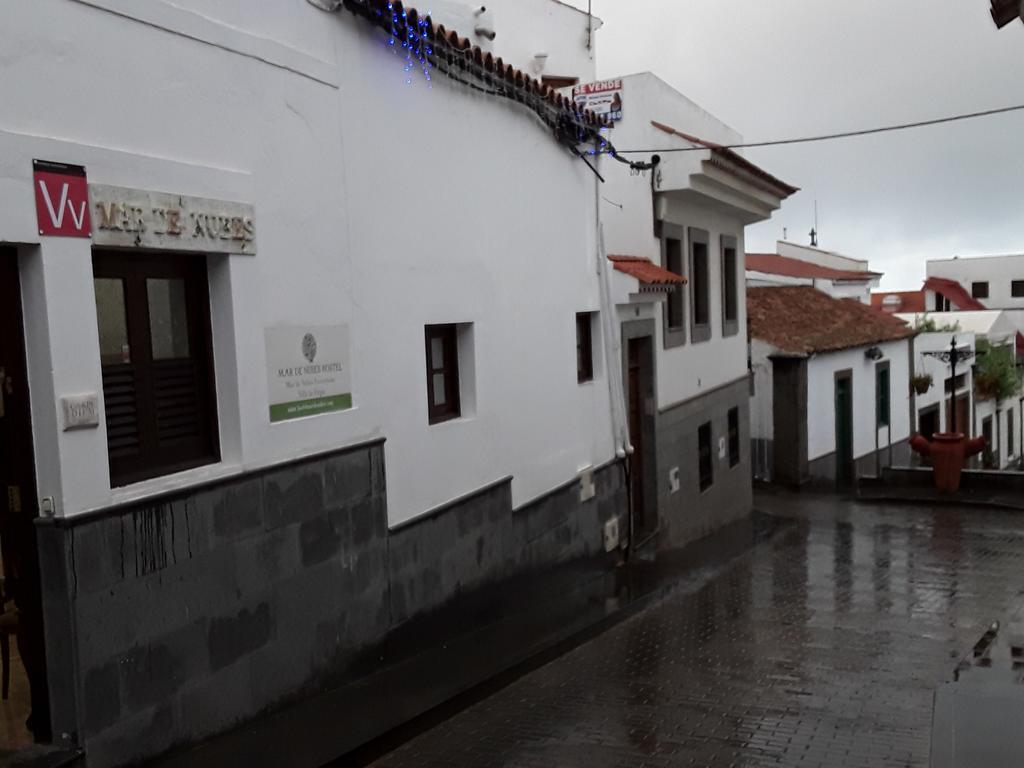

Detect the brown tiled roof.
xmin=609 ymin=255 xmax=686 ymax=286
xmin=923 ymin=277 xmax=986 ymax=311
xmin=650 ymin=122 xmax=799 ymax=197
xmin=747 ymin=285 xmax=915 ymax=356
xmin=746 ymin=253 xmax=880 ymax=281
xmin=870 ymin=290 xmax=927 ymax=313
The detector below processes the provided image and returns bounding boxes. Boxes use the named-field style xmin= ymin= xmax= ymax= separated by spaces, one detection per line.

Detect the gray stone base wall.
xmin=806 ymin=438 xmax=912 ymax=487
xmin=36 ymin=440 xmax=624 ymax=767
xmin=655 ymin=377 xmax=754 ymax=550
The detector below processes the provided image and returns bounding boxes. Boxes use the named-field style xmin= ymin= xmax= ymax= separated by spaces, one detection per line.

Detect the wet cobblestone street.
xmin=366 ymin=495 xmax=1024 ymax=767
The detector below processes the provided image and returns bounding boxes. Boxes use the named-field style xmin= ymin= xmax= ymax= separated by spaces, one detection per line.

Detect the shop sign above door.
xmin=89 ymin=184 xmax=257 ymax=255
xmin=33 ymin=160 xmax=92 ymax=238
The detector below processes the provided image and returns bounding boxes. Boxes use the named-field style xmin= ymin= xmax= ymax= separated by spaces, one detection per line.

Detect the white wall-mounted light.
xmin=532 ymin=52 xmax=549 ymax=75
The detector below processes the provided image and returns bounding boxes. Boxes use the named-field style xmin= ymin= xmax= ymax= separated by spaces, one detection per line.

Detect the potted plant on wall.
xmin=910 ymin=372 xmax=933 ymax=395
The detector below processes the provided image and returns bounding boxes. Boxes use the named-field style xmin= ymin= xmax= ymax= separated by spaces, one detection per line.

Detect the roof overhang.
xmin=609 ymin=255 xmax=683 ymax=305
xmin=649 ymin=122 xmax=798 ymax=224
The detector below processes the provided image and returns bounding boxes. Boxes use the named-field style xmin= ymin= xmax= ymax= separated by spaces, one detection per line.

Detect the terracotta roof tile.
xmin=870 ymin=290 xmax=927 ymax=313
xmin=609 ymin=255 xmax=686 ymax=286
xmin=746 ymin=253 xmax=880 ymax=281
xmin=748 ymin=285 xmax=915 ymax=356
xmin=923 ymin=277 xmax=987 ymax=311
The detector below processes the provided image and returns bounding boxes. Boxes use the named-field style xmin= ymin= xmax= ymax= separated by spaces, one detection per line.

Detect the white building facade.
xmin=899 ymin=311 xmax=1022 ymax=469
xmin=746 ymin=241 xmax=881 ymax=303
xmin=0 ymin=1 xmax=631 ymax=764
xmin=748 ymin=286 xmax=914 ymax=486
xmin=597 ymin=73 xmax=796 ymax=549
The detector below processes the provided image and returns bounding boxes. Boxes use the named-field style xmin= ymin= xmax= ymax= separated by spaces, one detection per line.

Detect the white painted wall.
xmin=806 ymin=340 xmax=912 ymax=463
xmin=927 ymin=254 xmax=1024 ymax=311
xmin=427 ymin=0 xmax=599 ymax=81
xmin=601 ymin=72 xmax=744 ymax=266
xmin=653 ymin=201 xmax=748 ymax=410
xmin=777 ymin=241 xmax=872 ymax=273
xmin=1 ymin=0 xmax=614 ymax=523
xmin=599 ymin=73 xmax=772 ymax=410
xmin=748 ymin=339 xmax=775 ymax=442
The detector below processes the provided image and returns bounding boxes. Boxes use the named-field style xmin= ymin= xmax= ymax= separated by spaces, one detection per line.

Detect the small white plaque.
xmin=62 ymin=394 xmax=100 ymax=431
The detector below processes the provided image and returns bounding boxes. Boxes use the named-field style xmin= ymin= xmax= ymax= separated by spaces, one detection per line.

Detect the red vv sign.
xmin=33 ymin=160 xmax=91 ymax=238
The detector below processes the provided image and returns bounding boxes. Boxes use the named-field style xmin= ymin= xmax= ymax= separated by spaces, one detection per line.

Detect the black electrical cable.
xmin=613 ymin=102 xmax=1024 ymax=155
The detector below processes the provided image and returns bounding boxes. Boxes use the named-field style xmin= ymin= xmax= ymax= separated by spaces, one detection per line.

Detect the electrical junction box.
xmin=578 ymin=466 xmax=596 ymax=502
xmin=603 ymin=517 xmax=619 ymax=552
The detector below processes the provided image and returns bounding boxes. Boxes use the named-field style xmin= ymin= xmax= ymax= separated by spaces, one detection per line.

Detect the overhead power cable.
xmin=613 ymin=102 xmax=1024 ymax=155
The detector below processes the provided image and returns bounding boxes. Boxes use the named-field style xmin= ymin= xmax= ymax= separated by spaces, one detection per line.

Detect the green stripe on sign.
xmin=269 ymin=393 xmax=353 ymax=422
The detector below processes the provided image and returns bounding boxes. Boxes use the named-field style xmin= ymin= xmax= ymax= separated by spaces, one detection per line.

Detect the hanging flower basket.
xmin=910 ymin=373 xmax=933 ymax=395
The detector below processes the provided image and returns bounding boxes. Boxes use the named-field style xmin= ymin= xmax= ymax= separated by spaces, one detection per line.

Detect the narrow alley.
xmin=363 ymin=495 xmax=1024 ymax=768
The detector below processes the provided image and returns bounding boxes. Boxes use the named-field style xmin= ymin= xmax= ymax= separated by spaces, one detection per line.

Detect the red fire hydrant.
xmin=909 ymin=433 xmax=988 ymax=493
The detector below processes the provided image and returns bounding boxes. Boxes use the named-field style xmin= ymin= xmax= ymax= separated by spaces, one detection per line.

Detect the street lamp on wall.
xmin=865 ymin=347 xmax=884 ymax=361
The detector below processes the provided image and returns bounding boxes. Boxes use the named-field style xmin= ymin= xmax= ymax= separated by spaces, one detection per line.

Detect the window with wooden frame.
xmin=425 ymin=324 xmax=461 ymax=424
xmin=689 ymin=228 xmax=711 ymax=343
xmin=92 ymin=251 xmax=219 ymax=487
xmin=972 ymin=281 xmax=989 ymax=299
xmin=576 ymin=312 xmax=595 ymax=383
xmin=721 ymin=236 xmax=739 ymax=337
xmin=727 ymin=407 xmax=740 ymax=468
xmin=698 ymin=421 xmax=713 ymax=491
xmin=661 ymin=222 xmax=686 ymax=350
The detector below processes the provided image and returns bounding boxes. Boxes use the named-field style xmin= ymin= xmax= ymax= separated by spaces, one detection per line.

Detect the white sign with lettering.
xmin=61 ymin=393 xmax=100 ymax=431
xmin=88 ymin=184 xmax=257 ymax=254
xmin=265 ymin=326 xmax=353 ymax=423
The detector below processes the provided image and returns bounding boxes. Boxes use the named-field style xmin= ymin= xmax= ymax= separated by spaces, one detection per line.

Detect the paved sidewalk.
xmin=364 ymin=494 xmax=1024 ymax=768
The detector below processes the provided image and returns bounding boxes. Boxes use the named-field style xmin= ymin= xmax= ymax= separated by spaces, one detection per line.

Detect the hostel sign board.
xmin=33 ymin=160 xmax=92 ymax=237
xmin=572 ymin=79 xmax=624 ymax=122
xmin=88 ymin=184 xmax=257 ymax=254
xmin=265 ymin=325 xmax=352 ymax=423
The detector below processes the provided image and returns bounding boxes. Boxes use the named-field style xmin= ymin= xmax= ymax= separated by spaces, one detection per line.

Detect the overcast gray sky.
xmin=578 ymin=0 xmax=1024 ymax=289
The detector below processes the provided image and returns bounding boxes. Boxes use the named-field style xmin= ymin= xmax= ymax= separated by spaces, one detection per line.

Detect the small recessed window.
xmin=1008 ymin=410 xmax=1016 ymax=459
xmin=425 ymin=324 xmax=461 ymax=424
xmin=728 ymin=407 xmax=740 ymax=468
xmin=665 ymin=238 xmax=684 ymax=331
xmin=876 ymin=363 xmax=891 ymax=428
xmin=1012 ymin=280 xmax=1024 ymax=298
xmin=576 ymin=312 xmax=595 ymax=383
xmin=972 ymin=281 xmax=989 ymax=299
xmin=689 ymin=228 xmax=711 ymax=343
xmin=721 ymin=236 xmax=739 ymax=336
xmin=698 ymin=421 xmax=713 ymax=491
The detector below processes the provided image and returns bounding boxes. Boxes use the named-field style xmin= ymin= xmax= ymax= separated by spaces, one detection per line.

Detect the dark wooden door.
xmin=0 ymin=249 xmax=50 ymax=740
xmin=835 ymin=374 xmax=854 ymax=487
xmin=919 ymin=409 xmax=939 ymax=441
xmin=627 ymin=339 xmax=647 ymax=534
xmin=982 ymin=416 xmax=995 ymax=468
